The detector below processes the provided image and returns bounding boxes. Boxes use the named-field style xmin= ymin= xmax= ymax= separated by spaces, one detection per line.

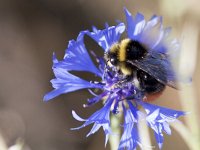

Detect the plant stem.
xmin=109 ymin=115 xmax=121 ymax=150
xmin=0 ymin=132 xmax=7 ymax=150
xmin=178 ymin=84 xmax=200 ymax=150
xmin=177 ymin=20 xmax=200 ymax=150
xmin=171 ymin=121 xmax=199 ymax=150
xmin=138 ymin=116 xmax=153 ymax=150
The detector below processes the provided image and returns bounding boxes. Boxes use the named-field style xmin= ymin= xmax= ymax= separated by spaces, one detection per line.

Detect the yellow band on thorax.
xmin=119 ymin=39 xmax=130 ymax=62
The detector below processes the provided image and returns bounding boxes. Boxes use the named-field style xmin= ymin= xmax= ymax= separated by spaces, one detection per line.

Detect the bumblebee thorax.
xmin=119 ymin=39 xmax=147 ymax=62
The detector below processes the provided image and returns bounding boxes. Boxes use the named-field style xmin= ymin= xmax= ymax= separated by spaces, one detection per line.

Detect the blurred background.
xmin=0 ymin=0 xmax=199 ymax=150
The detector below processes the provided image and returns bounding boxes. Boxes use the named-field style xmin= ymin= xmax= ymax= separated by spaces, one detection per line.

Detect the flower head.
xmin=44 ymin=8 xmax=185 ymax=150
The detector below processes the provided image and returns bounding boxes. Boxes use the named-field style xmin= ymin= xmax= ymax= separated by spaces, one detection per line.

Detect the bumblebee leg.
xmin=115 ymin=75 xmax=133 ymax=87
xmin=121 ymin=75 xmax=133 ymax=83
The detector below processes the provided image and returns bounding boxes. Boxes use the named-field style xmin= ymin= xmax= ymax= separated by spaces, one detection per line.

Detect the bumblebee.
xmin=104 ymin=38 xmax=176 ymax=95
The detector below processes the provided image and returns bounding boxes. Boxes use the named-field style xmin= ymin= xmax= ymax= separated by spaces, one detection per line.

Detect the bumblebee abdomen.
xmin=137 ymin=70 xmax=165 ymax=94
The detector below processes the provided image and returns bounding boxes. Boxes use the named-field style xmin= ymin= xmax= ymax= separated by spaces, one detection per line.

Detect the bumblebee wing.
xmin=128 ymin=53 xmax=177 ymax=89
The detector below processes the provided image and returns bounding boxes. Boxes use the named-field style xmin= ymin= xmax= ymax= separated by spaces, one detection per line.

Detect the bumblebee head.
xmin=104 ymin=43 xmax=120 ymax=66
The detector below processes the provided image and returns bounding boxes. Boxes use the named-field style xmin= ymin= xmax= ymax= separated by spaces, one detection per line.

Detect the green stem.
xmin=138 ymin=116 xmax=153 ymax=150
xmin=109 ymin=114 xmax=121 ymax=150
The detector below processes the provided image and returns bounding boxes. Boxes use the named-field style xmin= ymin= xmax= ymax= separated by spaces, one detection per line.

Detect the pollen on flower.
xmin=44 ymin=7 xmax=186 ymax=150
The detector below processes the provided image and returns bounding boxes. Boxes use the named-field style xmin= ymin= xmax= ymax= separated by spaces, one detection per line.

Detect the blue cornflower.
xmin=44 ymin=8 xmax=185 ymax=150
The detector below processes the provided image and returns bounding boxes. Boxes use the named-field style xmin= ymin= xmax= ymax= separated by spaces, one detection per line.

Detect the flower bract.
xmin=44 ymin=8 xmax=185 ymax=150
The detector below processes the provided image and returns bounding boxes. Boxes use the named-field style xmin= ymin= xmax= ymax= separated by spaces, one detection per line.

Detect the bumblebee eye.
xmin=110 ymin=58 xmax=117 ymax=65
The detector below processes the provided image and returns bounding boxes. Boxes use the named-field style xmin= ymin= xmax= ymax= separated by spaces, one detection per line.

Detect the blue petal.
xmin=153 ymin=123 xmax=164 ymax=149
xmin=86 ymin=123 xmax=111 ymax=146
xmin=90 ymin=51 xmax=106 ymax=73
xmin=146 ymin=109 xmax=160 ymax=122
xmin=85 ymin=92 xmax=108 ymax=107
xmin=138 ymin=101 xmax=185 ymax=149
xmin=87 ymin=23 xmax=125 ymax=52
xmin=154 ymin=27 xmax=180 ymax=60
xmin=128 ymin=101 xmax=139 ymax=120
xmin=140 ymin=16 xmax=164 ymax=50
xmin=162 ymin=122 xmax=171 ymax=135
xmin=43 ymin=67 xmax=103 ymax=101
xmin=54 ymin=31 xmax=102 ymax=77
xmin=119 ymin=105 xmax=140 ymax=150
xmin=72 ymin=110 xmax=86 ymax=122
xmin=86 ymin=123 xmax=101 ymax=137
xmin=124 ymin=8 xmax=145 ymax=40
xmin=139 ymin=102 xmax=186 ymax=119
xmin=71 ymin=98 xmax=114 ymax=146
xmin=153 ymin=27 xmax=171 ymax=54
